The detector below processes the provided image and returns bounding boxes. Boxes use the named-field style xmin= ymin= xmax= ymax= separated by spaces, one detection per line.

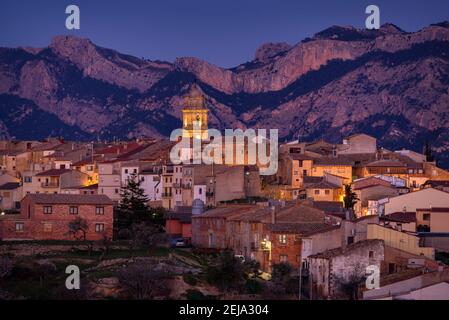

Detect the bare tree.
xmin=117 ymin=262 xmax=171 ymax=300
xmin=68 ymin=217 xmax=93 ymax=255
xmin=333 ymin=263 xmax=366 ymax=300
xmin=130 ymin=223 xmax=168 ymax=253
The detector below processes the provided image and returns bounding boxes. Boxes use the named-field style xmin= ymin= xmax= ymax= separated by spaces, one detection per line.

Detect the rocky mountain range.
xmin=1 ymin=22 xmax=449 ymax=167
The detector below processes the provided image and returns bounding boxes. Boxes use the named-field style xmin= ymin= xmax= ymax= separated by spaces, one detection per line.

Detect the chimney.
xmin=271 ymin=206 xmax=276 ymax=224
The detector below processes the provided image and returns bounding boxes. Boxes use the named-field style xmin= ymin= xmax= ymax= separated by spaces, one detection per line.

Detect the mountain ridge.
xmin=1 ymin=21 xmax=449 ymax=167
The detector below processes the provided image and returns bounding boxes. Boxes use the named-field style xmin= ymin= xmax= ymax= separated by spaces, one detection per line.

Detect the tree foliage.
xmin=343 ymin=184 xmax=359 ymax=210
xmin=117 ymin=262 xmax=172 ymax=300
xmin=206 ymin=250 xmax=246 ymax=292
xmin=68 ymin=217 xmax=89 ymax=241
xmin=115 ymin=173 xmax=166 ymax=234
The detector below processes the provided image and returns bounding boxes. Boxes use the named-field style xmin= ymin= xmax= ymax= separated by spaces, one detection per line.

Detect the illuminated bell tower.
xmin=182 ymin=84 xmax=209 ymax=139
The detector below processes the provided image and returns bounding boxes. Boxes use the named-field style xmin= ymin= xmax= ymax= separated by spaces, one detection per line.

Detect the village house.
xmin=165 ymin=207 xmax=192 ymax=244
xmin=308 ymin=239 xmax=385 ymax=300
xmin=161 ymin=164 xmax=174 ymax=210
xmin=98 ymin=161 xmax=122 ymax=203
xmin=384 ymin=188 xmax=449 ymax=215
xmin=22 ymin=169 xmax=90 ymax=196
xmin=0 ymin=194 xmax=114 ymax=241
xmin=367 ymin=224 xmax=434 ymax=259
xmin=139 ymin=166 xmax=162 ymax=205
xmin=305 ymin=173 xmax=344 ymax=202
xmin=379 ymin=211 xmax=417 ymax=233
xmin=416 ymin=207 xmax=449 ymax=233
xmin=0 ymin=182 xmax=22 ymax=211
xmin=353 ymin=177 xmax=399 ymax=217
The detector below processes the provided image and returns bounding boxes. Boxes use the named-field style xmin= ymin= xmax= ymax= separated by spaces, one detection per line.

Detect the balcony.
xmin=162 ymin=193 xmax=173 ymax=198
xmin=206 ymin=192 xmax=215 ymax=197
xmin=173 ymin=183 xmax=182 ymax=188
xmin=182 ymin=184 xmax=192 ymax=190
xmin=41 ymin=182 xmax=59 ymax=188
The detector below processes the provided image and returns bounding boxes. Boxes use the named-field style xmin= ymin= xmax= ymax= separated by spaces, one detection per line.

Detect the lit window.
xmin=278 ymin=234 xmax=287 ymax=245
xmin=280 ymin=255 xmax=288 ymax=263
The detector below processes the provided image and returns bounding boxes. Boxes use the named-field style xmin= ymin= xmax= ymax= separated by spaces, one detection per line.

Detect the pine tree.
xmin=116 ymin=173 xmax=150 ymax=229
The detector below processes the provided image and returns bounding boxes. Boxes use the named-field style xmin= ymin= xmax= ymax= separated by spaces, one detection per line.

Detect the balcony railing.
xmin=41 ymin=182 xmax=59 ymax=188
xmin=206 ymin=192 xmax=215 ymax=197
xmin=182 ymin=184 xmax=192 ymax=189
xmin=173 ymin=183 xmax=182 ymax=188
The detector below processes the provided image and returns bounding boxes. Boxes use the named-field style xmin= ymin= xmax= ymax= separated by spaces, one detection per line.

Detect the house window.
xmin=199 ymin=188 xmax=202 ymax=195
xmin=314 ymin=190 xmax=320 ymax=195
xmin=43 ymin=206 xmax=53 ymax=214
xmin=43 ymin=223 xmax=53 ymax=233
xmin=15 ymin=222 xmax=24 ymax=232
xmin=423 ymin=213 xmax=431 ymax=221
xmin=278 ymin=234 xmax=287 ymax=245
xmin=69 ymin=206 xmax=79 ymax=215
xmin=24 ymin=176 xmax=32 ymax=183
xmin=96 ymin=207 xmax=105 ymax=215
xmin=95 ymin=223 xmax=105 ymax=233
xmin=369 ymin=251 xmax=374 ymax=258
xmin=325 ymin=190 xmax=330 ymax=195
xmin=347 ymin=236 xmax=355 ymax=245
xmin=115 ymin=188 xmax=119 ymax=194
xmin=125 ymin=169 xmax=129 ymax=174
xmin=280 ymin=255 xmax=288 ymax=263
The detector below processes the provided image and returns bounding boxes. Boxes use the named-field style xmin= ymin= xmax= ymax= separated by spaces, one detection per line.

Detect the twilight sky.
xmin=1 ymin=0 xmax=448 ymax=68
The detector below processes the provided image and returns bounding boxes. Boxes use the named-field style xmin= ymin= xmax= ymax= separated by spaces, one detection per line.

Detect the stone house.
xmin=0 ymin=194 xmax=113 ymax=241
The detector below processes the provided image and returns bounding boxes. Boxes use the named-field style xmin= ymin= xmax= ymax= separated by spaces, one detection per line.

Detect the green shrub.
xmin=183 ymin=274 xmax=198 ymax=286
xmin=245 ymin=279 xmax=263 ymax=294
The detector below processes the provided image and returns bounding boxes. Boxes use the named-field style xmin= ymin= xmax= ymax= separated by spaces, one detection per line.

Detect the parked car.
xmin=171 ymin=238 xmax=187 ymax=248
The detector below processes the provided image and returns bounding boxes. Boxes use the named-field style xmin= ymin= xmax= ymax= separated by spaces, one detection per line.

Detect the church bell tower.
xmin=182 ymin=84 xmax=209 ymax=140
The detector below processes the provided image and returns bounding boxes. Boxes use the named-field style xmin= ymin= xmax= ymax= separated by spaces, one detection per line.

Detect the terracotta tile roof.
xmin=267 ymin=223 xmax=339 ymax=236
xmin=35 ymin=169 xmax=72 ymax=177
xmin=381 ymin=212 xmax=416 ymax=223
xmin=306 ymin=180 xmax=341 ymax=190
xmin=423 ymin=180 xmax=449 ymax=188
xmin=366 ymin=160 xmax=407 ymax=167
xmin=303 ymin=176 xmax=323 ymax=185
xmin=165 ymin=212 xmax=192 ymax=224
xmin=95 ymin=142 xmax=141 ymax=155
xmin=274 ymin=205 xmax=326 ymax=223
xmin=308 ymin=239 xmax=384 ymax=259
xmin=416 ymin=208 xmax=449 ymax=213
xmin=353 ymin=177 xmax=393 ymax=190
xmin=192 ymin=205 xmax=257 ymax=219
xmin=24 ymin=194 xmax=113 ymax=205
xmin=0 ymin=182 xmax=21 ymax=190
xmin=314 ymin=157 xmax=354 ymax=166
